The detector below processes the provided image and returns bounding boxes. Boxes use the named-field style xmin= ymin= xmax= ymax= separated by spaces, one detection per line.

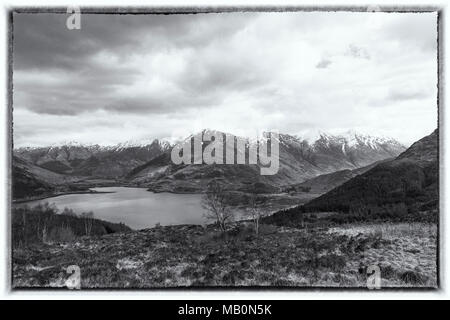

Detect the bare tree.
xmin=37 ymin=202 xmax=56 ymax=243
xmin=61 ymin=207 xmax=78 ymax=217
xmin=247 ymin=190 xmax=268 ymax=236
xmin=81 ymin=211 xmax=94 ymax=236
xmin=202 ymin=181 xmax=234 ymax=232
xmin=21 ymin=206 xmax=27 ymax=247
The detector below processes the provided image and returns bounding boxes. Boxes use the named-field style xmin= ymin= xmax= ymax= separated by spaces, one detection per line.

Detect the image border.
xmin=6 ymin=5 xmax=443 ymax=292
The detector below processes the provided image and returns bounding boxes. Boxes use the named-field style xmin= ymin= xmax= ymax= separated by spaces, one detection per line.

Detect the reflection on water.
xmin=21 ymin=187 xmax=206 ymax=230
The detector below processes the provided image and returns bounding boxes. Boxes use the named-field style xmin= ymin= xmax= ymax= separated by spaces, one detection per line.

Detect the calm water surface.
xmin=23 ymin=187 xmax=206 ymax=230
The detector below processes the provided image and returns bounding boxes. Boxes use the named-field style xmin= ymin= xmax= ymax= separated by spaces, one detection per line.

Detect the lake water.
xmin=22 ymin=187 xmax=206 ymax=230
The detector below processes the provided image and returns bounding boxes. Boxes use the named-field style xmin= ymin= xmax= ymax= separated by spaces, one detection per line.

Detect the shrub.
xmin=61 ymin=207 xmax=77 ymax=217
xmin=381 ymin=265 xmax=396 ymax=279
xmin=317 ymin=254 xmax=346 ymax=271
xmin=12 ymin=204 xmax=131 ymax=247
xmin=202 ymin=180 xmax=234 ymax=232
xmin=400 ymin=270 xmax=427 ymax=285
xmin=48 ymin=226 xmax=76 ymax=243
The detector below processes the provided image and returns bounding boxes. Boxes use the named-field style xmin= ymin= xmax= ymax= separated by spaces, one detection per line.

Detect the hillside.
xmin=282 ymin=159 xmax=390 ymax=194
xmin=127 ymin=130 xmax=405 ymax=193
xmin=12 ymin=158 xmax=56 ymax=200
xmin=265 ymin=129 xmax=438 ymax=225
xmin=12 ymin=204 xmax=131 ymax=247
xmin=13 ymin=130 xmax=406 ymax=196
xmin=12 ymin=156 xmax=95 ymax=200
xmin=12 ymin=156 xmax=84 ymax=200
xmin=14 ymin=140 xmax=169 ymax=179
xmin=12 ymin=221 xmax=437 ymax=288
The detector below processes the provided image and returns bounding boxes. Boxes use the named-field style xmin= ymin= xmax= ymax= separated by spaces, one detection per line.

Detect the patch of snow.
xmin=116 ymin=258 xmax=143 ymax=270
xmin=25 ymin=264 xmax=55 ymax=272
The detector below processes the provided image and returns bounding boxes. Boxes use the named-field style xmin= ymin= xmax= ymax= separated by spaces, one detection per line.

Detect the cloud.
xmin=387 ymin=87 xmax=430 ymax=102
xmin=316 ymin=58 xmax=332 ymax=69
xmin=13 ymin=13 xmax=261 ymax=116
xmin=345 ymin=44 xmax=370 ymax=59
xmin=13 ymin=13 xmax=249 ymax=70
xmin=12 ymin=11 xmax=438 ymax=146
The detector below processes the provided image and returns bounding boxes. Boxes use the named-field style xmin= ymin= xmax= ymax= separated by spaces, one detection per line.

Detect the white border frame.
xmin=0 ymin=0 xmax=447 ymax=300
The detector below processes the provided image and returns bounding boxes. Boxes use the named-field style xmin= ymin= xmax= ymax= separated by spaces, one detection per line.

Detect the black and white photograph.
xmin=9 ymin=7 xmax=439 ymax=289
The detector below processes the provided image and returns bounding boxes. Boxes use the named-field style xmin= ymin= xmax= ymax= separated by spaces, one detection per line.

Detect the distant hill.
xmin=282 ymin=159 xmax=391 ymax=194
xmin=12 ymin=156 xmax=58 ymax=199
xmin=265 ymin=129 xmax=438 ymax=224
xmin=12 ymin=156 xmax=87 ymax=200
xmin=13 ymin=130 xmax=406 ymax=195
xmin=126 ymin=130 xmax=405 ymax=193
xmin=14 ymin=140 xmax=170 ymax=179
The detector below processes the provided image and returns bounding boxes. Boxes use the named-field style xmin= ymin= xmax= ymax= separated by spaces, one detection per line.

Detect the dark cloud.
xmin=13 ymin=13 xmax=253 ymax=71
xmin=105 ymin=92 xmax=223 ymax=115
xmin=345 ymin=44 xmax=370 ymax=59
xmin=368 ymin=86 xmax=432 ymax=108
xmin=13 ymin=13 xmax=257 ymax=116
xmin=13 ymin=61 xmax=140 ymax=115
xmin=12 ymin=12 xmax=437 ymax=147
xmin=13 ymin=13 xmax=151 ymax=70
xmin=381 ymin=13 xmax=437 ymax=53
xmin=316 ymin=58 xmax=332 ymax=69
xmin=387 ymin=88 xmax=430 ymax=102
xmin=176 ymin=56 xmax=269 ymax=95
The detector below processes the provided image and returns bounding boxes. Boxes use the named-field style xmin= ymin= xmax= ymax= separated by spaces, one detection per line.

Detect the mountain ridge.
xmin=13 ymin=129 xmax=407 ymax=196
xmin=14 ymin=139 xmax=170 ymax=178
xmin=264 ymin=129 xmax=438 ymax=226
xmin=125 ymin=130 xmax=406 ymax=192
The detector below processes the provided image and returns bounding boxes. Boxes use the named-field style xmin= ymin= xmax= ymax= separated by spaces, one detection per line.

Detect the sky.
xmin=13 ymin=11 xmax=438 ymax=147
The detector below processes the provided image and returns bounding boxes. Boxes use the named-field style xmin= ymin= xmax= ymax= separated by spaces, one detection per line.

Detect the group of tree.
xmin=12 ymin=203 xmax=130 ymax=247
xmin=201 ymin=180 xmax=269 ymax=235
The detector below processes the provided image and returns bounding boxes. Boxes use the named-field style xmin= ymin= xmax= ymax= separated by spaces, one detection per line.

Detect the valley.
xmin=12 ymin=221 xmax=437 ymax=288
xmin=12 ymin=130 xmax=406 ymax=203
xmin=11 ymin=129 xmax=438 ymax=288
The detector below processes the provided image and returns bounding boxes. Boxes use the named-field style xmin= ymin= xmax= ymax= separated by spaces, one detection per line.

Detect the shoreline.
xmin=13 ymin=186 xmax=300 ymax=230
xmin=12 ymin=190 xmax=115 ymax=204
xmin=146 ymin=188 xmax=203 ymax=195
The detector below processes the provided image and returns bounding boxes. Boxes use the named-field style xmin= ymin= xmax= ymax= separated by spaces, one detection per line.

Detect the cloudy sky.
xmin=13 ymin=11 xmax=437 ymax=147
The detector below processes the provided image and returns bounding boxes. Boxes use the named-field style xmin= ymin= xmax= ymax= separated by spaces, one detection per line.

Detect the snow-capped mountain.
xmin=274 ymin=131 xmax=403 ymax=150
xmin=13 ymin=130 xmax=406 ymax=190
xmin=314 ymin=131 xmax=403 ymax=150
xmin=14 ymin=139 xmax=171 ymax=178
xmin=273 ymin=132 xmax=405 ymax=176
xmin=126 ymin=130 xmax=406 ymax=192
xmin=300 ymin=129 xmax=438 ymax=214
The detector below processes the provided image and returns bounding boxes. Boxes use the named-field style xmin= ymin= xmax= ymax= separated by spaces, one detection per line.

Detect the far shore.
xmin=146 ymin=188 xmax=203 ymax=195
xmin=12 ymin=189 xmax=116 ymax=204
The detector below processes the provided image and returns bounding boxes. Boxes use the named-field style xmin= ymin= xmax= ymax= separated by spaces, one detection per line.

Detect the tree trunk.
xmin=42 ymin=225 xmax=47 ymax=244
xmin=22 ymin=212 xmax=27 ymax=246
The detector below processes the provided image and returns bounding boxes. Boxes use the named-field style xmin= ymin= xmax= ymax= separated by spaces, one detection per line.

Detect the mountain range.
xmin=282 ymin=158 xmax=391 ymax=195
xmin=12 ymin=130 xmax=406 ymax=199
xmin=12 ymin=155 xmax=76 ymax=199
xmin=14 ymin=139 xmax=170 ymax=178
xmin=265 ymin=129 xmax=438 ymax=225
xmin=126 ymin=130 xmax=406 ymax=193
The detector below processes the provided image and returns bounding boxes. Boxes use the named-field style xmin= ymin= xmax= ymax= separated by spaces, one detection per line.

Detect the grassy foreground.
xmin=12 ymin=221 xmax=437 ymax=288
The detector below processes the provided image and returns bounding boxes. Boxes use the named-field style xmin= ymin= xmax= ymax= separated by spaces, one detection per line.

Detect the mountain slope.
xmin=12 ymin=156 xmax=62 ymax=199
xmin=127 ymin=130 xmax=405 ymax=192
xmin=14 ymin=140 xmax=169 ymax=179
xmin=266 ymin=129 xmax=438 ymax=224
xmin=282 ymin=159 xmax=391 ymax=194
xmin=14 ymin=130 xmax=406 ymax=194
xmin=12 ymin=155 xmax=96 ymax=200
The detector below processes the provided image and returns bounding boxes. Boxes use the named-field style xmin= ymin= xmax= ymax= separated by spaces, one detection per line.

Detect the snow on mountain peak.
xmin=19 ymin=138 xmax=172 ymax=152
xmin=15 ymin=130 xmax=403 ymax=153
xmin=295 ymin=130 xmax=403 ymax=150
